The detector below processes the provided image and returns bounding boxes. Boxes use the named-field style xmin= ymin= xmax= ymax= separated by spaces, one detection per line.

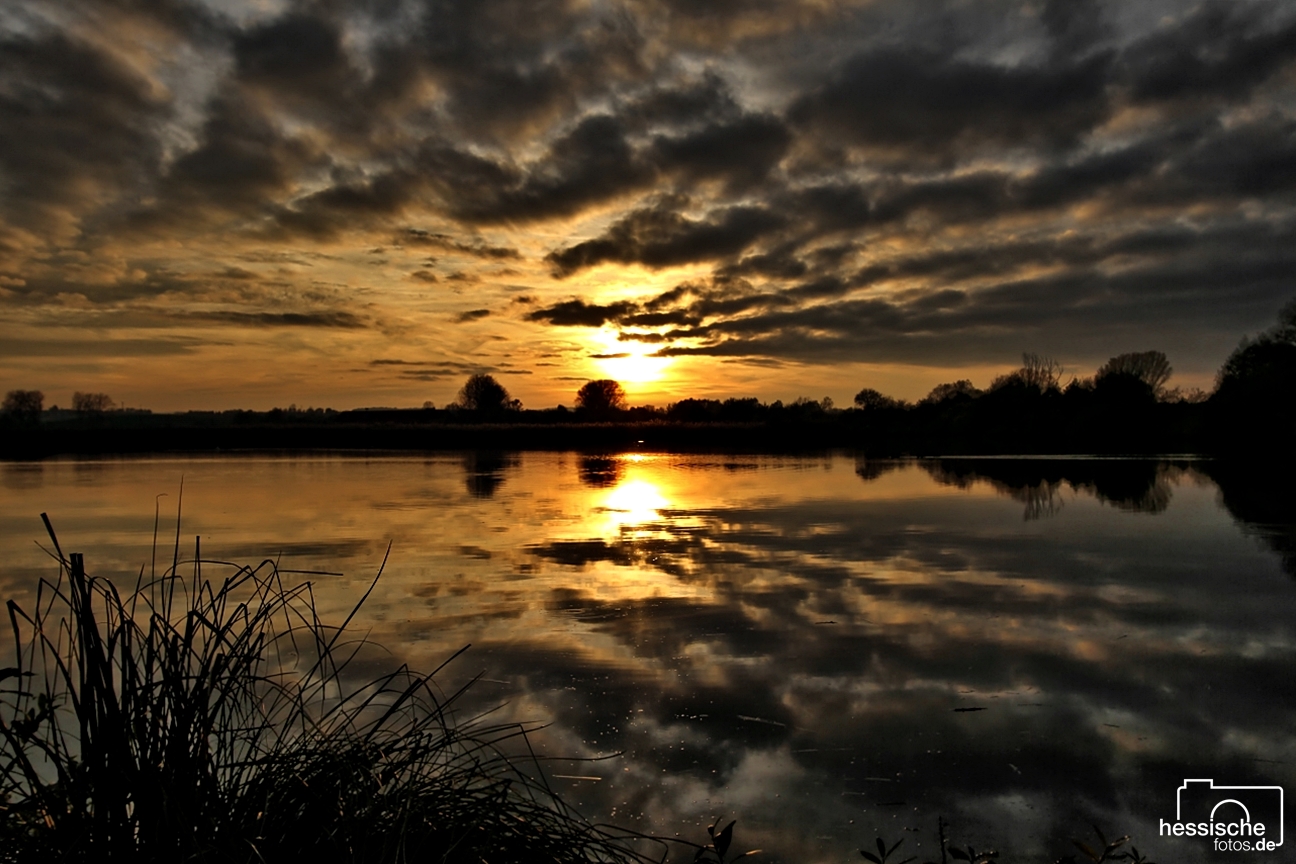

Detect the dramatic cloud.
xmin=788 ymin=47 xmax=1113 ymax=160
xmin=547 ymin=201 xmax=785 ymax=276
xmin=526 ymin=299 xmax=641 ymax=328
xmin=2 ymin=0 xmax=1296 ymax=407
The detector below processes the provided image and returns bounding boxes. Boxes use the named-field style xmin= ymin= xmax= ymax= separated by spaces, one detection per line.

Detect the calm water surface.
xmin=2 ymin=453 xmax=1293 ymax=863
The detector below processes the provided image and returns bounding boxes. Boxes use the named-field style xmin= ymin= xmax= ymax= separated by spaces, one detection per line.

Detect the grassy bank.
xmin=0 ymin=517 xmax=656 ymax=863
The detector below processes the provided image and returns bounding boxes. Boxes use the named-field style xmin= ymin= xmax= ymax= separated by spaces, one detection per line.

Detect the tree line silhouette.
xmin=3 ymin=300 xmax=1293 ymax=457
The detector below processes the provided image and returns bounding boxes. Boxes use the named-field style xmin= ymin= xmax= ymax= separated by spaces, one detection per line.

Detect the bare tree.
xmin=1096 ymin=351 xmax=1173 ymax=395
xmin=990 ymin=354 xmax=1063 ymax=393
xmin=73 ymin=392 xmax=116 ymax=413
xmin=576 ymin=379 xmax=627 ymax=414
xmin=1019 ymin=353 xmax=1063 ymax=391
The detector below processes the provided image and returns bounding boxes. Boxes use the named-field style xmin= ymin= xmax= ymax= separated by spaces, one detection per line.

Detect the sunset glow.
xmin=592 ymin=329 xmax=674 ymax=386
xmin=2 ymin=2 xmax=1294 ymax=410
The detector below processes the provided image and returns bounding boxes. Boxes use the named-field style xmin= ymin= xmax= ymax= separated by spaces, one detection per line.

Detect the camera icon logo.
xmin=1176 ymin=779 xmax=1284 ymax=847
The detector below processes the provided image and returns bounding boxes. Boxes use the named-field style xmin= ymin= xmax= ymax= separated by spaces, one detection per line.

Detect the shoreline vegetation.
xmin=0 ymin=517 xmax=664 ymax=863
xmin=0 ymin=388 xmax=1276 ymax=459
xmin=4 ymin=301 xmax=1294 ymax=460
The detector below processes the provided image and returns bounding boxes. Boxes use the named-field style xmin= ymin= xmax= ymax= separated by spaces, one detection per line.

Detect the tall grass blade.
xmin=1 ymin=521 xmax=659 ymax=864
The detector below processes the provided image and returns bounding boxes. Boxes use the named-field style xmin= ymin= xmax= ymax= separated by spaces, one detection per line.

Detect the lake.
xmin=1 ymin=452 xmax=1292 ymax=863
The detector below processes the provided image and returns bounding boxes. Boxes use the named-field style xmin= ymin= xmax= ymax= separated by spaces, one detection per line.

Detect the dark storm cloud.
xmin=567 ymin=209 xmax=1296 ymax=367
xmin=233 ymin=13 xmax=353 ymax=103
xmin=547 ymin=202 xmax=786 ymax=276
xmin=776 ymin=111 xmax=1293 ymax=238
xmin=788 ymin=47 xmax=1113 ymax=160
xmin=416 ymin=115 xmax=650 ymax=224
xmin=1123 ymin=2 xmax=1296 ymax=103
xmin=648 ymin=112 xmax=792 ymax=193
xmin=405 ymin=0 xmax=649 ymax=142
xmin=1039 ymin=0 xmax=1111 ymax=58
xmin=420 ymin=102 xmax=792 ymax=227
xmin=0 ymin=24 xmax=168 ymax=261
xmin=141 ymin=91 xmax=327 ymax=227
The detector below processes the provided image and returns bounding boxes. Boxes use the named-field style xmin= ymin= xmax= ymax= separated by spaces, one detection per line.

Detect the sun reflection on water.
xmin=598 ymin=478 xmax=668 ymax=535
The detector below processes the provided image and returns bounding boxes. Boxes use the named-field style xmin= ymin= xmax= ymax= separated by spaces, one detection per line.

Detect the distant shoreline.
xmin=0 ymin=399 xmax=1255 ymax=459
xmin=5 ymin=419 xmax=826 ymax=458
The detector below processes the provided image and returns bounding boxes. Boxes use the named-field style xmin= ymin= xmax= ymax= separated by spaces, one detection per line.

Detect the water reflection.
xmin=853 ymin=458 xmax=903 ymax=484
xmin=462 ymin=451 xmax=517 ymax=498
xmin=1 ymin=462 xmax=43 ymax=491
xmin=1206 ymin=460 xmax=1296 ymax=579
xmin=0 ymin=454 xmax=1292 ymax=864
xmin=923 ymin=459 xmax=1174 ymax=515
xmin=579 ymin=455 xmax=624 ymax=488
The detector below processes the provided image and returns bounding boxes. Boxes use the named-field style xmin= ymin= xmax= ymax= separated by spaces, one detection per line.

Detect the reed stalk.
xmin=0 ymin=514 xmax=654 ymax=863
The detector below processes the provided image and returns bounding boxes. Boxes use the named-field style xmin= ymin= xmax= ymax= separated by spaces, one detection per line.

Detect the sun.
xmin=592 ymin=327 xmax=673 ymax=385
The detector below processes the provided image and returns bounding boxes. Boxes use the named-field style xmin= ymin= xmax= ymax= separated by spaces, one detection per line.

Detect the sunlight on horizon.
xmin=591 ymin=328 xmax=674 ymax=386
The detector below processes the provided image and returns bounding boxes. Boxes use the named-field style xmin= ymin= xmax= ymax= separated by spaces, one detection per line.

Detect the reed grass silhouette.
xmin=0 ymin=514 xmax=654 ymax=863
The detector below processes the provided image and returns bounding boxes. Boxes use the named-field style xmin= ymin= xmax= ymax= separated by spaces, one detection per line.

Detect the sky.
xmin=2 ymin=0 xmax=1295 ymax=411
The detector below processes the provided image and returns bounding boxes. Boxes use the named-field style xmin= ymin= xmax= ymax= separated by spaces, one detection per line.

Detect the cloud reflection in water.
xmin=0 ymin=454 xmax=1292 ymax=864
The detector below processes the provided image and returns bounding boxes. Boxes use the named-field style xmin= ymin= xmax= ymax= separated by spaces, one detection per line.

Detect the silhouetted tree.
xmin=1218 ymin=338 xmax=1296 ymax=396
xmin=456 ymin=374 xmax=512 ymax=413
xmin=1216 ymin=299 xmax=1296 ymax=398
xmin=575 ymin=379 xmax=626 ymax=415
xmin=990 ymin=353 xmax=1063 ymax=393
xmin=2 ymin=389 xmax=43 ymax=424
xmin=668 ymin=398 xmax=723 ymax=421
xmin=1093 ymin=370 xmax=1156 ymax=406
xmin=72 ymin=392 xmax=116 ymax=413
xmin=787 ymin=396 xmax=832 ymax=417
xmin=1064 ymin=377 xmax=1095 ymax=395
xmin=853 ymin=388 xmax=901 ymax=410
xmin=720 ymin=397 xmax=763 ymax=421
xmin=921 ymin=380 xmax=981 ymax=404
xmin=1022 ymin=353 xmax=1063 ymax=391
xmin=1211 ymin=299 xmax=1296 ymax=449
xmin=1096 ymin=351 xmax=1172 ymax=396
